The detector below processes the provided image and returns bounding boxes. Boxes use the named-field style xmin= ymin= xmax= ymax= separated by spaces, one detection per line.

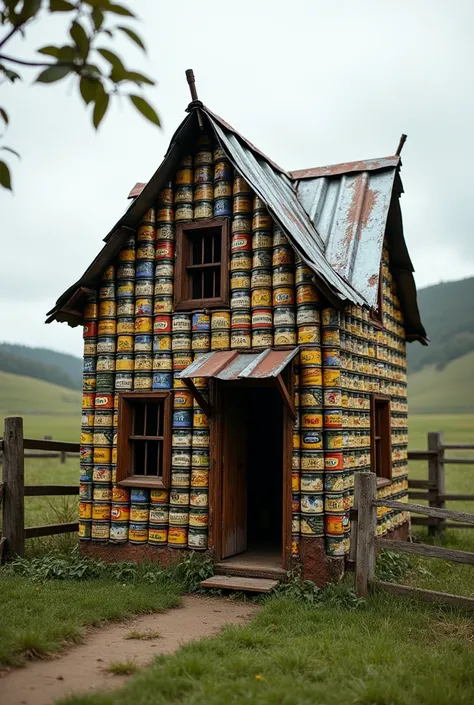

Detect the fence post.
xmin=60 ymin=451 xmax=66 ymax=464
xmin=2 ymin=417 xmax=25 ymax=560
xmin=355 ymin=471 xmax=377 ymax=598
xmin=428 ymin=432 xmax=445 ymax=536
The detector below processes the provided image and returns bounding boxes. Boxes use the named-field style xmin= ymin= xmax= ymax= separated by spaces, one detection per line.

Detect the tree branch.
xmin=0 ymin=55 xmax=55 ymax=68
xmin=0 ymin=16 xmax=29 ymax=51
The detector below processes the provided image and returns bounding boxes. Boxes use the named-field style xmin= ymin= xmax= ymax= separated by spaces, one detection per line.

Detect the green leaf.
xmin=1 ymin=146 xmax=20 ymax=159
xmin=17 ymin=0 xmax=41 ymax=22
xmin=107 ymin=3 xmax=135 ymax=17
xmin=36 ymin=65 xmax=71 ymax=83
xmin=0 ymin=107 xmax=8 ymax=125
xmin=49 ymin=0 xmax=74 ymax=11
xmin=0 ymin=160 xmax=12 ymax=191
xmin=129 ymin=94 xmax=160 ymax=127
xmin=117 ymin=26 xmax=145 ymax=51
xmin=97 ymin=47 xmax=125 ymax=71
xmin=79 ymin=76 xmax=98 ymax=105
xmin=70 ymin=20 xmax=90 ymax=59
xmin=124 ymin=70 xmax=154 ymax=86
xmin=57 ymin=45 xmax=76 ymax=61
xmin=91 ymin=7 xmax=103 ymax=30
xmin=0 ymin=66 xmax=21 ymax=82
xmin=93 ymin=88 xmax=109 ymax=128
xmin=37 ymin=45 xmax=61 ymax=57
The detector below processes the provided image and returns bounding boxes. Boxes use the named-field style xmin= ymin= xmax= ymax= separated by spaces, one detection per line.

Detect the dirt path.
xmin=1 ymin=596 xmax=258 ymax=705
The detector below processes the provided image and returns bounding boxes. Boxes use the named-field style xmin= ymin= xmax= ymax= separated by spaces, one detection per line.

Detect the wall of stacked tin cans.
xmin=78 ymin=132 xmax=408 ymax=561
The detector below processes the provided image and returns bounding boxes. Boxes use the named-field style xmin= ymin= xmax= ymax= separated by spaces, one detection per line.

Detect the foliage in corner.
xmin=0 ymin=0 xmax=160 ymax=190
xmin=274 ymin=570 xmax=365 ymax=609
xmin=375 ymin=548 xmax=410 ymax=583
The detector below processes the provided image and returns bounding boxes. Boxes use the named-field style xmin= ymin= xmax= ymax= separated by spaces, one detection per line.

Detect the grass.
xmin=105 ymin=660 xmax=140 ymax=676
xmin=0 ymin=575 xmax=181 ymax=668
xmin=408 ymin=351 xmax=474 ymax=413
xmin=125 ymin=630 xmax=162 ymax=641
xmin=58 ymin=591 xmax=474 ymax=705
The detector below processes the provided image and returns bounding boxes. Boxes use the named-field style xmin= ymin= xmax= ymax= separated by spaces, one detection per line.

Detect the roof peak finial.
xmin=185 ymin=68 xmax=199 ymax=103
xmin=396 ymin=133 xmax=407 ymax=156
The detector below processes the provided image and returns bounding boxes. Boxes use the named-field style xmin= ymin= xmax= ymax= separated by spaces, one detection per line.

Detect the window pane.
xmin=192 ymin=271 xmax=203 ymax=299
xmin=133 ymin=403 xmax=145 ymax=436
xmin=203 ymin=268 xmax=215 ymax=298
xmin=146 ymin=403 xmax=158 ymax=436
xmin=133 ymin=441 xmax=145 ymax=475
xmin=192 ymin=234 xmax=203 ymax=265
xmin=204 ymin=233 xmax=213 ymax=263
xmin=213 ymin=232 xmax=221 ymax=262
xmin=146 ymin=440 xmax=162 ymax=477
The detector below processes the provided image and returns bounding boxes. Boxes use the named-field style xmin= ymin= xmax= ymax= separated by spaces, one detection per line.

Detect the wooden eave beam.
xmin=275 ymin=374 xmax=296 ymax=420
xmin=181 ymin=378 xmax=213 ymax=417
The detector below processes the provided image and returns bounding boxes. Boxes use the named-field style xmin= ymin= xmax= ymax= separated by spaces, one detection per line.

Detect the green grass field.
xmin=408 ymin=351 xmax=474 ymax=413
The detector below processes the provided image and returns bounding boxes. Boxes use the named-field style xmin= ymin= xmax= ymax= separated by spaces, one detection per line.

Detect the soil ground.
xmin=0 ymin=595 xmax=258 ymax=705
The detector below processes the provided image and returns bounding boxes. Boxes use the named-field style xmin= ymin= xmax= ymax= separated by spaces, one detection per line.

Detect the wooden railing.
xmin=408 ymin=432 xmax=474 ymax=534
xmin=0 ymin=434 xmax=79 ymax=464
xmin=353 ymin=472 xmax=474 ymax=610
xmin=0 ymin=417 xmax=79 ymax=562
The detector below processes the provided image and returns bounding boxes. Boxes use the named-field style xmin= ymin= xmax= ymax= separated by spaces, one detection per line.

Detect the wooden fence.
xmin=353 ymin=472 xmax=474 ymax=610
xmin=408 ymin=432 xmax=474 ymax=534
xmin=0 ymin=417 xmax=79 ymax=562
xmin=0 ymin=434 xmax=79 ymax=464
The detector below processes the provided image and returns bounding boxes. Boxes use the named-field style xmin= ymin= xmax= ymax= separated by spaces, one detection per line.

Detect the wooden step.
xmin=215 ymin=561 xmax=285 ymax=581
xmin=200 ymin=575 xmax=279 ymax=593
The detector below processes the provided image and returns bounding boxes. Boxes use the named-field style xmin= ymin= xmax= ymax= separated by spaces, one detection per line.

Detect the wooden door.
xmin=221 ymin=387 xmax=248 ymax=558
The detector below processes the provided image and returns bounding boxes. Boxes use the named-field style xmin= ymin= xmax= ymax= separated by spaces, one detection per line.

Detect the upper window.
xmin=370 ymin=395 xmax=392 ymax=484
xmin=117 ymin=392 xmax=171 ymax=487
xmin=175 ymin=218 xmax=229 ymax=310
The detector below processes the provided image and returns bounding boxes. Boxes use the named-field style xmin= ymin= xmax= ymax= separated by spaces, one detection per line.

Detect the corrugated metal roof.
xmin=290 ymin=156 xmax=400 ymax=180
xmin=294 ymin=164 xmax=398 ymax=308
xmin=206 ymin=109 xmax=365 ymax=307
xmin=176 ymin=348 xmax=299 ymax=381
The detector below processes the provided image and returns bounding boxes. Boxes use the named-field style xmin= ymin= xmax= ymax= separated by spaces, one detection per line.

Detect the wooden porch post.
xmin=2 ymin=417 xmax=25 ymax=560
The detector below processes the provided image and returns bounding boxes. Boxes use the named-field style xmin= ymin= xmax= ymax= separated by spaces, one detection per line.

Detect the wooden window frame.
xmin=370 ymin=394 xmax=392 ymax=485
xmin=174 ymin=218 xmax=229 ymax=311
xmin=117 ymin=391 xmax=172 ymax=488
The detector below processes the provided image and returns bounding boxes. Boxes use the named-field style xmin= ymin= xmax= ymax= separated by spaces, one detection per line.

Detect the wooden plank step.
xmin=200 ymin=575 xmax=279 ymax=593
xmin=215 ymin=561 xmax=285 ymax=580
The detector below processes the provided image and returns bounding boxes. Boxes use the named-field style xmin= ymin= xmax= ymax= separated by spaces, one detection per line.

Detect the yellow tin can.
xmin=298 ymin=325 xmax=321 ymax=344
xmin=168 ymin=526 xmax=187 ymax=546
xmin=211 ymin=330 xmax=230 ymax=350
xmin=191 ymin=468 xmax=209 ymax=487
xmin=251 ymin=288 xmax=272 ymax=308
xmin=300 ymin=347 xmax=322 ymax=366
xmin=79 ymin=502 xmax=92 ymax=520
xmin=193 ymin=409 xmax=209 ymax=428
xmin=301 ymin=412 xmax=323 ymax=429
xmin=300 ymin=366 xmax=323 ymax=387
xmin=93 ymin=446 xmax=112 ymax=464
xmin=99 ymin=300 xmax=117 ymax=318
xmin=98 ymin=319 xmax=117 ymax=336
xmin=135 ymin=316 xmax=153 ymax=334
xmin=117 ymin=335 xmax=134 ymax=353
xmin=149 ymin=526 xmax=168 ymax=544
xmin=129 ymin=523 xmax=148 ymax=543
xmin=323 ymin=369 xmax=341 ymax=387
xmin=111 ymin=504 xmax=130 ymax=521
xmin=296 ymin=283 xmax=320 ymax=305
xmin=130 ymin=504 xmax=149 ymax=522
xmin=92 ymin=502 xmax=111 ymax=521
xmin=91 ymin=521 xmax=109 ymax=540
xmin=150 ymin=489 xmax=168 ymax=504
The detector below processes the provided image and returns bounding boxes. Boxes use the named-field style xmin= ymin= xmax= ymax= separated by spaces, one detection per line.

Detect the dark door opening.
xmin=220 ymin=384 xmax=283 ymax=564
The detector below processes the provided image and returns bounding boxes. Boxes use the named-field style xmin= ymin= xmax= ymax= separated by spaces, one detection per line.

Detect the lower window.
xmin=371 ymin=395 xmax=392 ymax=483
xmin=116 ymin=392 xmax=171 ymax=488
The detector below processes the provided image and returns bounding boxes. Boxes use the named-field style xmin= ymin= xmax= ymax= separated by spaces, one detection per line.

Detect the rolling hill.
xmin=408 ymin=350 xmax=474 ymax=414
xmin=0 ymin=370 xmax=82 ymax=415
xmin=0 ymin=343 xmax=82 ymax=390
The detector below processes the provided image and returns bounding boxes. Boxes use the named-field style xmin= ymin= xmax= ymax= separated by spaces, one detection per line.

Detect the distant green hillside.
xmin=0 ymin=370 xmax=81 ymax=414
xmin=408 ymin=351 xmax=474 ymax=414
xmin=0 ymin=343 xmax=82 ymax=390
xmin=408 ymin=277 xmax=474 ymax=373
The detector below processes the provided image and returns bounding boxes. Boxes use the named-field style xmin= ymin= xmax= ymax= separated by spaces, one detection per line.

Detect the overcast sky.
xmin=1 ymin=0 xmax=473 ymax=358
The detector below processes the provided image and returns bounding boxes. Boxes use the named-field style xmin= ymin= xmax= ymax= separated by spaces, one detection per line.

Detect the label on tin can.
xmin=322 ymin=328 xmax=341 ymax=347
xmin=194 ymin=202 xmax=213 ymax=220
xmin=301 ymin=472 xmax=324 ymax=493
xmin=110 ymin=522 xmax=128 ymax=542
xmin=116 ymin=336 xmax=134 ymax=354
xmin=231 ymin=233 xmax=252 ymax=252
xmin=233 ymin=195 xmax=253 ymax=213
xmin=230 ymin=271 xmax=251 ymax=290
xmin=298 ymin=325 xmax=321 ymax=345
xmin=194 ymin=165 xmax=214 ymax=182
xmin=97 ymin=355 xmax=115 ymax=372
xmin=300 ymin=367 xmax=323 ymax=387
xmin=273 ymin=288 xmax=294 ymax=307
xmin=134 ymin=372 xmax=152 ymax=390
xmin=135 ymin=316 xmax=153 ymax=334
xmin=119 ymin=248 xmax=135 ymax=262
xmin=194 ymin=183 xmax=213 ymax=201
xmin=273 ymin=266 xmax=295 ymax=287
xmin=272 ymin=246 xmax=293 ymax=266
xmin=300 ymin=493 xmax=324 ymax=514
xmin=117 ymin=317 xmax=135 ymax=334
xmin=252 ymin=231 xmax=273 ymax=249
xmin=211 ymin=331 xmax=230 ymax=350
xmin=214 ymin=180 xmax=232 ymax=198
xmin=301 ymin=430 xmax=323 ymax=450
xmin=252 ymin=250 xmax=272 ymax=268
xmin=94 ymin=393 xmax=113 ymax=409
xmin=300 ymin=451 xmax=325 ymax=470
xmin=190 ymin=489 xmax=208 ymax=507
xmin=297 ymin=305 xmax=321 ymax=325
xmin=251 ymin=288 xmax=272 ymax=307
xmin=129 ymin=523 xmax=148 ymax=543
xmin=300 ymin=348 xmax=322 ymax=366
xmin=153 ymin=296 xmax=173 ymax=314
xmin=115 ymin=373 xmax=133 ymax=390
xmin=274 ymin=327 xmax=297 ymax=346
xmin=231 ymin=252 xmax=252 ymax=271
xmin=189 ymin=509 xmax=209 ymax=527
xmin=274 ymin=307 xmax=296 ymax=326
xmin=296 ymin=283 xmax=320 ymax=305
xmin=252 ymin=309 xmax=272 ymax=328
xmin=252 ymin=212 xmax=273 ymax=230
xmin=301 ymin=411 xmax=323 ymax=429
xmin=97 ymin=319 xmax=117 ymax=336
xmin=231 ymin=216 xmax=251 ymax=233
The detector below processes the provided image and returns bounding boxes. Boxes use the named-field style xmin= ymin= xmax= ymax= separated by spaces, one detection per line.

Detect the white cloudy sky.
xmin=1 ymin=0 xmax=473 ymax=358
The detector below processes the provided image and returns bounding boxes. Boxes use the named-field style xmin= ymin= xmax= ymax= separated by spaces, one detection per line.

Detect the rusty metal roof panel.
xmin=290 ymin=156 xmax=400 ymax=180
xmin=294 ymin=166 xmax=397 ymax=308
xmin=206 ymin=112 xmax=365 ymax=307
xmin=176 ymin=349 xmax=298 ymax=381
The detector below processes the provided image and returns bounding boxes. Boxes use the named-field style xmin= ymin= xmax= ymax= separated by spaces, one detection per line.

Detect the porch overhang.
xmin=176 ymin=348 xmax=299 ymax=419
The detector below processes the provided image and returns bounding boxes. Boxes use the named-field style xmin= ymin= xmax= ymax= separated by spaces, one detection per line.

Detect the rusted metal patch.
xmin=290 ymin=156 xmax=400 ymax=180
xmin=176 ymin=348 xmax=298 ymax=382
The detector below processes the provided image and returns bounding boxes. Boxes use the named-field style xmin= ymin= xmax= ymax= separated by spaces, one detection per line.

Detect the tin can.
xmin=96 ymin=372 xmax=114 ymax=392
xmin=192 ymin=428 xmax=210 ymax=447
xmin=190 ymin=488 xmax=208 ymax=507
xmin=297 ymin=305 xmax=321 ymax=326
xmin=301 ymin=411 xmax=323 ymax=429
xmin=151 ymin=372 xmax=172 ymax=389
xmin=82 ymin=374 xmax=96 ymax=393
xmin=155 ymin=241 xmax=175 ymax=261
xmin=190 ymin=312 xmax=210 ymax=332
xmin=115 ymin=336 xmax=133 ymax=354
xmin=173 ymin=429 xmax=192 ymax=447
xmin=230 ymin=271 xmax=251 ymax=291
xmin=174 ymin=185 xmax=193 ymax=204
xmin=324 ymin=472 xmax=345 ymax=493
xmin=209 ymin=310 xmax=230 ymax=331
xmin=214 ymin=180 xmax=232 ymax=198
xmin=93 ymin=446 xmax=112 ymax=464
xmin=251 ymin=308 xmax=272 ymax=329
xmin=194 ymin=146 xmax=213 ymax=166
xmin=233 ymin=176 xmax=251 ymax=196
xmin=134 ymin=353 xmax=152 ymax=371
xmin=231 ymin=252 xmax=252 ymax=271
xmin=97 ymin=355 xmax=115 ymax=373
xmin=191 ymin=468 xmax=209 ymax=488
xmin=83 ymin=357 xmax=96 ymax=374
xmin=250 ymin=271 xmax=271 ymax=290
xmin=322 ymin=327 xmax=340 ymax=347
xmin=134 ymin=317 xmax=152 ymax=335
xmin=193 ymin=408 xmax=209 ymax=428
xmin=298 ymin=325 xmax=321 ymax=345
xmin=134 ymin=372 xmax=152 ymax=390
xmin=192 ymin=332 xmax=210 ymax=352
xmin=172 ymin=333 xmax=192 ymax=352
xmin=252 ymin=231 xmax=273 ymax=249
xmin=80 ymin=446 xmax=93 ymax=466
xmin=78 ymin=520 xmax=91 ymax=540
xmin=233 ymin=195 xmax=253 ymax=214
xmin=150 ymin=489 xmax=168 ymax=504
xmin=130 ymin=504 xmax=149 ymax=522
xmin=299 ymin=388 xmax=323 ymax=408
xmin=323 ymin=368 xmax=341 ymax=387
xmin=94 ymin=393 xmax=113 ymax=410
xmin=153 ymin=334 xmax=171 ymax=352
xmin=97 ymin=319 xmax=116 ymax=337
xmin=325 ymin=452 xmax=344 ymax=471
xmin=92 ymin=502 xmax=111 ymax=521
xmin=169 ymin=489 xmax=189 ymax=506
xmin=300 ymin=472 xmax=324 ymax=493
xmin=91 ymin=521 xmax=109 ymax=541
xmin=273 ymin=307 xmax=296 ymax=327
xmin=80 ymin=465 xmax=93 ymax=483
xmin=136 ymin=242 xmax=155 ymax=261
xmin=117 ymin=317 xmax=134 ymax=335
xmin=99 ymin=300 xmax=117 ymax=318
xmin=93 ymin=465 xmax=112 ymax=482
xmin=156 ymin=205 xmax=174 ymax=223
xmin=172 ymin=352 xmax=192 ymax=370
xmin=188 ymin=527 xmax=207 ymax=549
xmin=194 ymin=183 xmax=214 ymax=201
xmin=210 ymin=330 xmax=229 ymax=349
xmin=189 ymin=508 xmax=209 ymax=527
xmin=300 ymin=367 xmax=322 ymax=387
xmin=324 ymin=432 xmax=343 ymax=450
xmin=84 ymin=300 xmax=98 ymax=320
xmin=325 ymin=535 xmax=345 ymax=556
xmin=273 ymin=287 xmax=294 ymax=307
xmin=81 ymin=409 xmax=95 ymax=428
xmin=79 ymin=501 xmax=92 ymax=520
xmin=134 ymin=335 xmax=153 ymax=353
xmin=170 ymin=471 xmax=191 ymax=488
xmin=109 ymin=522 xmax=128 ymax=542
xmin=300 ymin=347 xmax=322 ymax=367
xmin=111 ymin=487 xmax=129 ymax=505
xmin=92 ymin=429 xmax=113 ymax=446
xmin=194 ymin=165 xmax=213 ymax=183
xmin=272 ymin=266 xmax=295 ymax=287
xmin=231 ymin=291 xmax=251 ymax=310
xmin=153 ymin=354 xmax=173 ymax=371
xmin=172 ymin=447 xmax=191 ymax=467
xmin=324 ymin=410 xmax=342 ymax=429
xmin=149 ymin=506 xmax=169 ymax=524
xmin=148 ymin=526 xmax=168 ymax=545
xmin=137 ymin=223 xmax=156 ymax=242
xmin=252 ymin=210 xmax=272 ymax=230
xmin=214 ymin=160 xmax=232 ymax=181
xmin=153 ymin=296 xmax=173 ymax=314
xmin=119 ymin=247 xmax=135 ymax=263
xmin=128 ymin=523 xmax=148 ymax=543
xmin=193 ymin=201 xmax=213 ymax=220
xmin=274 ymin=327 xmax=297 ymax=346
xmin=191 ymin=449 xmax=210 ymax=467
xmin=325 ymin=492 xmax=345 ymax=513
xmin=79 ymin=482 xmax=92 ymax=501
xmin=231 ymin=233 xmax=252 ymax=252
xmin=300 ymin=514 xmax=324 ymax=536
xmin=168 ymin=526 xmax=187 ymax=547
xmin=301 ymin=430 xmax=323 ymax=450
xmin=135 ymin=263 xmax=155 ymax=282
xmin=231 ymin=330 xmax=251 ymax=349
xmin=296 ymin=283 xmax=320 ymax=305
xmin=172 ymin=313 xmax=192 ymax=332
xmin=252 ymin=249 xmax=272 ymax=268
xmin=175 ymin=167 xmax=193 ymax=186
xmin=251 ymin=288 xmax=272 ymax=308
xmin=173 ymin=409 xmax=193 ymax=428
xmin=300 ymin=451 xmax=324 ymax=470
xmin=114 ymin=372 xmax=132 ymax=390
xmin=324 ymin=388 xmax=342 ymax=408
xmin=232 ymin=216 xmax=251 ymax=233
xmin=272 ymin=246 xmax=293 ymax=266
xmin=321 ymin=308 xmax=340 ymax=326
xmin=300 ymin=493 xmax=324 ymax=514
xmin=116 ymin=263 xmax=135 ymax=281
xmin=152 ymin=315 xmax=171 ymax=335
xmin=83 ymin=340 xmax=97 ymax=356
xmin=128 ymin=488 xmax=148 ymax=504
xmin=230 ymin=311 xmax=251 ymax=330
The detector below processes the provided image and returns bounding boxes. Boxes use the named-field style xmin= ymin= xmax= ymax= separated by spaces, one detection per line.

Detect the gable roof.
xmin=46 ymin=102 xmax=427 ymax=343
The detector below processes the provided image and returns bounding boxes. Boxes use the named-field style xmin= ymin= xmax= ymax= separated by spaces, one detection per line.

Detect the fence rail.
xmin=353 ymin=472 xmax=474 ymax=611
xmin=407 ymin=431 xmax=474 ymax=534
xmin=0 ymin=417 xmax=79 ymax=562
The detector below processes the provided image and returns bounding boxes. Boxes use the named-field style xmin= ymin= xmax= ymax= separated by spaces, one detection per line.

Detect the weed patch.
xmin=105 ymin=660 xmax=139 ymax=676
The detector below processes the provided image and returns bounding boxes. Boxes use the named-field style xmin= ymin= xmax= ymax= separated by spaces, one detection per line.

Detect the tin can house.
xmin=46 ymin=77 xmax=427 ymax=586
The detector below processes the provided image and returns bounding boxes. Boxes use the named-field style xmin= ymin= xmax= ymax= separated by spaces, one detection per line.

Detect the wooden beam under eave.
xmin=182 ymin=378 xmax=213 ymax=418
xmin=275 ymin=374 xmax=296 ymax=420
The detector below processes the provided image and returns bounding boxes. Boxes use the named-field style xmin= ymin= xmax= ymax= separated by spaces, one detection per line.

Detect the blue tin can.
xmin=152 ymin=372 xmax=173 ymax=389
xmin=192 ymin=312 xmax=211 ymax=332
xmin=83 ymin=356 xmax=96 ymax=373
xmin=130 ymin=488 xmax=150 ymax=504
xmin=79 ymin=464 xmax=93 ymax=482
xmin=136 ymin=260 xmax=155 ymax=279
xmin=214 ymin=198 xmax=232 ymax=217
xmin=134 ymin=335 xmax=153 ymax=352
xmin=173 ymin=409 xmax=193 ymax=428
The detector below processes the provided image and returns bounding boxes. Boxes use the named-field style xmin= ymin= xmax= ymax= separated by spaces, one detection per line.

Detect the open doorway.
xmin=219 ymin=383 xmax=284 ymax=568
